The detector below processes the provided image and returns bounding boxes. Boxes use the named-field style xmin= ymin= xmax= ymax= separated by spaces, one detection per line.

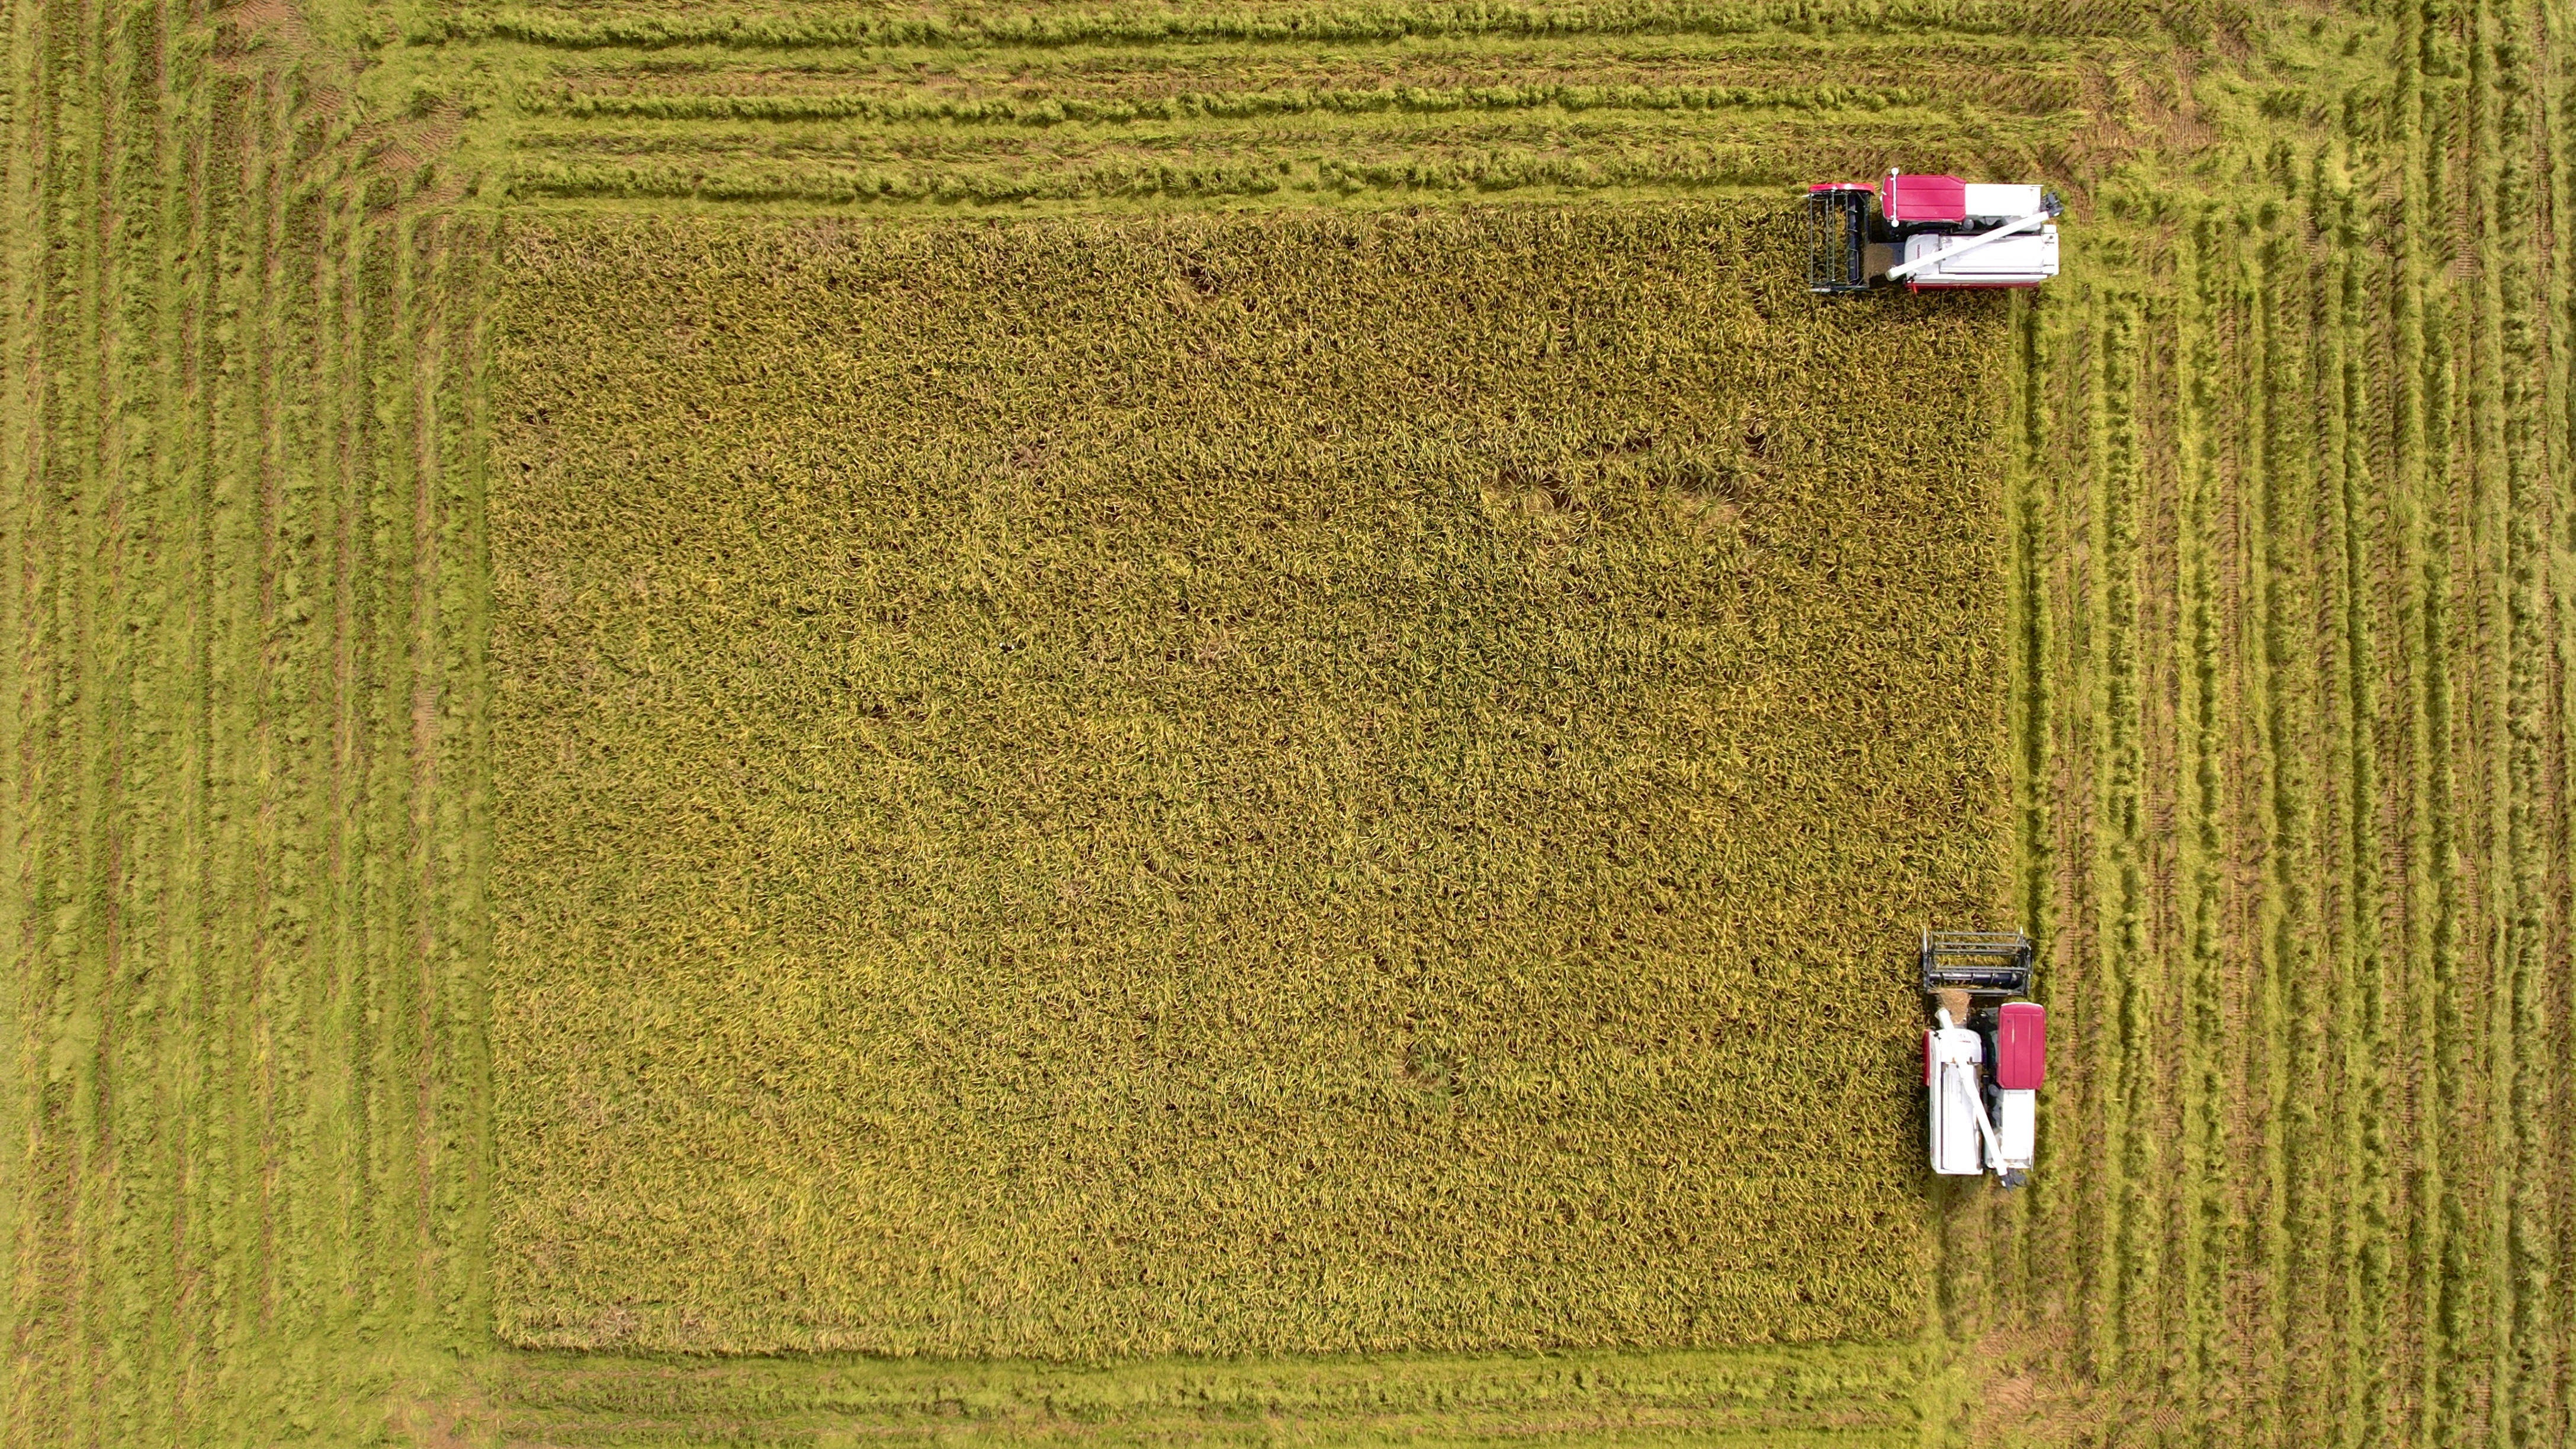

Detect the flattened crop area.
xmin=486 ymin=204 xmax=2010 ymax=1355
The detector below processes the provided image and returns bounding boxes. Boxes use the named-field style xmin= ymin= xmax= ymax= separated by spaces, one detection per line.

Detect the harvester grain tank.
xmin=1808 ymin=171 xmax=2064 ymax=293
xmin=1920 ymin=930 xmax=2046 ymax=1187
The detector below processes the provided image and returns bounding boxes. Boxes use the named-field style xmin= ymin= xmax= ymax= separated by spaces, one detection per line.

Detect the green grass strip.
xmin=480 ymin=1342 xmax=1938 ymax=1447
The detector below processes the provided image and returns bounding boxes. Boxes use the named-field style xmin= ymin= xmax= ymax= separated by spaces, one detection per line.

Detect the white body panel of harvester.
xmin=1898 ymin=227 xmax=2060 ymax=287
xmin=1926 ymin=1022 xmax=1987 ymax=1177
xmin=1961 ymin=183 xmax=2046 ymax=219
xmin=1994 ymin=1088 xmax=2037 ymax=1174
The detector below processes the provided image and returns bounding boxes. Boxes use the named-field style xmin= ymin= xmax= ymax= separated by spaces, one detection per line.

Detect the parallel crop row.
xmin=1947 ymin=5 xmax=2576 ymax=1447
xmin=516 ymin=79 xmax=1951 ymax=125
xmin=508 ymin=140 xmax=1855 ymax=206
xmin=406 ymin=0 xmax=2189 ymax=53
xmin=0 ymin=1 xmax=493 ymax=1441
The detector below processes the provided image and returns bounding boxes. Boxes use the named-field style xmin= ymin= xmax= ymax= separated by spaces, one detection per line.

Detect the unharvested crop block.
xmin=486 ymin=203 xmax=2011 ymax=1357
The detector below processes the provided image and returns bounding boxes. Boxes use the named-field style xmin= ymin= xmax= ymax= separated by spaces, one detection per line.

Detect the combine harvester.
xmin=1921 ymin=931 xmax=2046 ymax=1188
xmin=1807 ymin=171 xmax=2064 ymax=292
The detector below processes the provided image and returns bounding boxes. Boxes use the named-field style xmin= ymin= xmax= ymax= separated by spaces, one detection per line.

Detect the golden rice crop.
xmin=485 ymin=201 xmax=2012 ymax=1356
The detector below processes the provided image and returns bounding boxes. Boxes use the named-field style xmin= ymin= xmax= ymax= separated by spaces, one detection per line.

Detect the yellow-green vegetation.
xmin=484 ymin=1341 xmax=1944 ymax=1445
xmin=487 ymin=204 xmax=2006 ymax=1356
xmin=1931 ymin=8 xmax=2576 ymax=1447
xmin=8 ymin=0 xmax=2576 ymax=1444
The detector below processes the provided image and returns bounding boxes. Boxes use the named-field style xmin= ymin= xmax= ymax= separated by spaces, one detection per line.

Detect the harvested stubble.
xmin=488 ymin=202 xmax=2011 ymax=1357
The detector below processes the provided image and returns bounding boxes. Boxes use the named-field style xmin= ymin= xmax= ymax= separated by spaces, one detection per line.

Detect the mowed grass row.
xmin=1942 ymin=2 xmax=2576 ymax=1445
xmin=384 ymin=18 xmax=2132 ymax=211
xmin=497 ymin=29 xmax=2099 ymax=115
xmin=486 ymin=201 xmax=2012 ymax=1358
xmin=1 ymin=0 xmax=497 ymax=1441
xmin=486 ymin=1342 xmax=1940 ymax=1447
xmin=402 ymin=0 xmax=2195 ymax=54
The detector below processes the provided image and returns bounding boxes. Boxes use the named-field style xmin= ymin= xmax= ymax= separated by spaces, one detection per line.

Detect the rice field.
xmin=5 ymin=0 xmax=2574 ymax=1445
xmin=486 ymin=203 xmax=2008 ymax=1358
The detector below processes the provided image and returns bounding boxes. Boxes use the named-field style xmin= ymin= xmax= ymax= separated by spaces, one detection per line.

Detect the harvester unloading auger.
xmin=1921 ymin=930 xmax=2046 ymax=1187
xmin=1807 ymin=171 xmax=2065 ymax=293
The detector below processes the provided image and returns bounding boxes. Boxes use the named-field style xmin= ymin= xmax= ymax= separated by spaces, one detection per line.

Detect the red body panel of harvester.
xmin=1881 ymin=172 xmax=1968 ymax=225
xmin=1993 ymin=1001 xmax=2047 ymax=1090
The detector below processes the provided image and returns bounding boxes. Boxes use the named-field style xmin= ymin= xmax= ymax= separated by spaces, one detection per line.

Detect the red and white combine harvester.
xmin=1807 ymin=171 xmax=2064 ymax=293
xmin=1921 ymin=931 xmax=2046 ymax=1187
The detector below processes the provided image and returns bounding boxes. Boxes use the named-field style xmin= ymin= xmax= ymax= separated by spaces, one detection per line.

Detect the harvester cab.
xmin=1809 ymin=171 xmax=2064 ymax=293
xmin=1920 ymin=930 xmax=2045 ymax=1188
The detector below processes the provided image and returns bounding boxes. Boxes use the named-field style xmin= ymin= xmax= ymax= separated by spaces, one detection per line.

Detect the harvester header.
xmin=1809 ymin=171 xmax=2064 ymax=293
